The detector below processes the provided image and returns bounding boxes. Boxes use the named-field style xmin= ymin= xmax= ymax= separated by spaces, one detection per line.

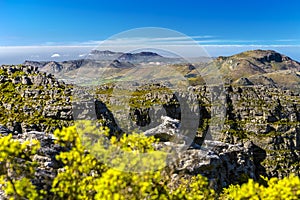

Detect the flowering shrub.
xmin=220 ymin=175 xmax=300 ymax=200
xmin=51 ymin=121 xmax=215 ymax=199
xmin=0 ymin=134 xmax=44 ymax=199
xmin=1 ymin=123 xmax=300 ymax=199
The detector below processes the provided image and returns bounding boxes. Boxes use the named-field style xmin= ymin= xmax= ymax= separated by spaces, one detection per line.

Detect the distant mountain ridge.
xmin=24 ymin=59 xmax=86 ymax=74
xmin=88 ymin=50 xmax=163 ymax=62
xmin=23 ymin=50 xmax=166 ymax=74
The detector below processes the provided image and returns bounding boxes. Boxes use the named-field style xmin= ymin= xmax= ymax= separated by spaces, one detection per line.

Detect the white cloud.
xmin=76 ymin=35 xmax=215 ymax=46
xmin=78 ymin=54 xmax=86 ymax=57
xmin=275 ymin=39 xmax=299 ymax=42
xmin=6 ymin=36 xmax=298 ymax=48
xmin=51 ymin=53 xmax=61 ymax=58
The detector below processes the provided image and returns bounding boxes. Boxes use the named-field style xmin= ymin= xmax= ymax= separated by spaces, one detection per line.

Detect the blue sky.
xmin=1 ymin=0 xmax=300 ymax=63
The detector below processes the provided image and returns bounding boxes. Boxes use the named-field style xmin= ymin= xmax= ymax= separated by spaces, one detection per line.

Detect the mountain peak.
xmin=233 ymin=49 xmax=292 ymax=63
xmin=217 ymin=49 xmax=289 ymax=61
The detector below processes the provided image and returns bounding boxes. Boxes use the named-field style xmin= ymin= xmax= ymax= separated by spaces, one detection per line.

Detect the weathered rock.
xmin=0 ymin=125 xmax=11 ymax=135
xmin=169 ymin=140 xmax=256 ymax=191
xmin=11 ymin=131 xmax=65 ymax=192
xmin=144 ymin=116 xmax=180 ymax=141
xmin=235 ymin=77 xmax=254 ymax=86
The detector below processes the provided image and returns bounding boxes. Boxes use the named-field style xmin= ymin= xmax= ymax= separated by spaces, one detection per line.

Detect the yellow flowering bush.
xmin=51 ymin=121 xmax=170 ymax=199
xmin=169 ymin=175 xmax=216 ymax=200
xmin=220 ymin=175 xmax=300 ymax=200
xmin=0 ymin=134 xmax=44 ymax=199
xmin=51 ymin=121 xmax=214 ymax=199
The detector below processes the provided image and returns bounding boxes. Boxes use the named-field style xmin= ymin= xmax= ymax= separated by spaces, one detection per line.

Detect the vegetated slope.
xmin=0 ymin=64 xmax=122 ymax=134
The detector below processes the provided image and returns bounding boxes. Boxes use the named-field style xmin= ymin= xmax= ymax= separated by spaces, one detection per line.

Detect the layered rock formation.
xmin=0 ymin=65 xmax=73 ymax=133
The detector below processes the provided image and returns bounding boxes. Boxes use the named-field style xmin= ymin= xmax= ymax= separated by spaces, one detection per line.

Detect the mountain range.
xmin=23 ymin=49 xmax=300 ymax=92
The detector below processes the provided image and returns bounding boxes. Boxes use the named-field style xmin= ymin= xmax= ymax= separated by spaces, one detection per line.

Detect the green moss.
xmin=11 ymin=71 xmax=26 ymax=78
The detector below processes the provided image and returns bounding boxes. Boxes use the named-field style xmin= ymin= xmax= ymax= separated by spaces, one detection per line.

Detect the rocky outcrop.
xmin=144 ymin=116 xmax=181 ymax=141
xmin=96 ymin=83 xmax=300 ymax=178
xmin=172 ymin=140 xmax=256 ymax=191
xmin=211 ymin=85 xmax=299 ymax=178
xmin=144 ymin=116 xmax=257 ymax=190
xmin=0 ymin=64 xmax=74 ymax=133
xmin=0 ymin=125 xmax=11 ymax=135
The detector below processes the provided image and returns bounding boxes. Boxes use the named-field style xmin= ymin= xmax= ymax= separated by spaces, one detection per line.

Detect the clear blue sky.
xmin=1 ymin=0 xmax=300 ymax=46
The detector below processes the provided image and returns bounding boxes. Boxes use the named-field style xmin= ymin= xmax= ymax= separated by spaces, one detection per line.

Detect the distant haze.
xmin=1 ymin=45 xmax=300 ymax=65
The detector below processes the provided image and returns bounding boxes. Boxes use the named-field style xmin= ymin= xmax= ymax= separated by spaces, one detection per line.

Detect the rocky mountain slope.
xmin=24 ymin=59 xmax=95 ymax=74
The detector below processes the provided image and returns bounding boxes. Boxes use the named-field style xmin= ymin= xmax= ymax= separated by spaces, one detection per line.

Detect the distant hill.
xmin=24 ymin=59 xmax=87 ymax=74
xmin=212 ymin=49 xmax=300 ymax=90
xmin=88 ymin=50 xmax=171 ymax=63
